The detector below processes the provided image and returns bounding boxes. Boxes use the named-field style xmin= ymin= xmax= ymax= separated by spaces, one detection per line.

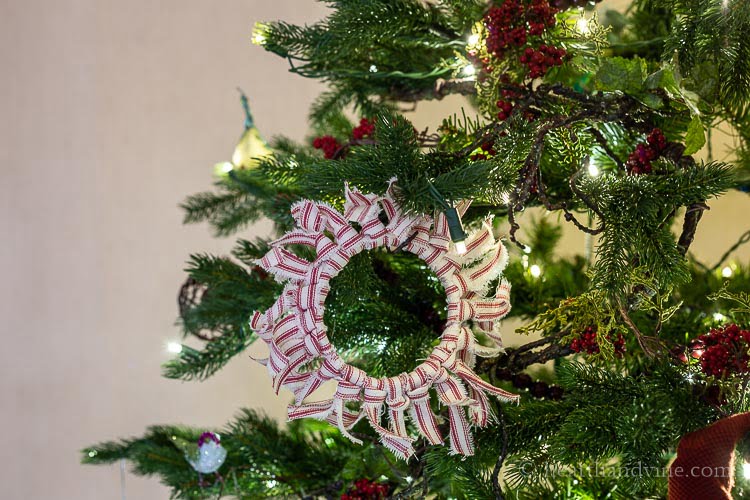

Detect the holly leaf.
xmin=645 ymin=68 xmax=679 ymax=97
xmin=594 ymin=57 xmax=647 ymax=93
xmin=644 ymin=65 xmax=703 ymax=114
xmin=684 ymin=116 xmax=706 ymax=155
xmin=637 ymin=92 xmax=665 ymax=110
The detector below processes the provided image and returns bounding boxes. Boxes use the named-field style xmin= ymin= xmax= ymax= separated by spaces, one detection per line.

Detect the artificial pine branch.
xmin=84 ymin=0 xmax=750 ymax=497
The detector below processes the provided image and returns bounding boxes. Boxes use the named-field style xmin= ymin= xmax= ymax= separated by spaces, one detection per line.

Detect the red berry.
xmin=351 ymin=118 xmax=375 ymax=140
xmin=626 ymin=129 xmax=668 ymax=174
xmin=570 ymin=327 xmax=625 ymax=356
xmin=693 ymin=324 xmax=750 ymax=377
xmin=342 ymin=478 xmax=389 ymax=500
xmin=312 ymin=135 xmax=342 ymax=159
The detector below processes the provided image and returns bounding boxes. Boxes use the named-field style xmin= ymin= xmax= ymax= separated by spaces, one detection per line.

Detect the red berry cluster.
xmin=312 ymin=135 xmax=342 ymax=159
xmin=496 ymin=99 xmax=514 ymax=121
xmin=351 ymin=118 xmax=375 ymax=140
xmin=493 ymin=88 xmax=538 ymax=123
xmin=485 ymin=0 xmax=557 ymax=57
xmin=570 ymin=326 xmax=626 ymax=356
xmin=470 ymin=140 xmax=498 ymax=160
xmin=485 ymin=3 xmax=525 ymax=55
xmin=341 ymin=479 xmax=388 ymax=500
xmin=691 ymin=324 xmax=750 ymax=377
xmin=519 ymin=45 xmax=566 ymax=78
xmin=313 ymin=118 xmax=377 ymax=159
xmin=483 ymin=0 xmax=563 ymax=79
xmin=626 ymin=128 xmax=667 ymax=175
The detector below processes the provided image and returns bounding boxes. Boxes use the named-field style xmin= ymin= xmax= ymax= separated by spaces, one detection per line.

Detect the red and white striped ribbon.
xmin=251 ymin=182 xmax=517 ymax=459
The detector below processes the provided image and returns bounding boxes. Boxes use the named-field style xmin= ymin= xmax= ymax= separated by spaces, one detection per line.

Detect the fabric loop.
xmin=250 ymin=182 xmax=517 ymax=459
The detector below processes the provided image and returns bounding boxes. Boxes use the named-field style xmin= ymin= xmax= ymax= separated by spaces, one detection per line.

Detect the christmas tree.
xmin=82 ymin=0 xmax=750 ymax=498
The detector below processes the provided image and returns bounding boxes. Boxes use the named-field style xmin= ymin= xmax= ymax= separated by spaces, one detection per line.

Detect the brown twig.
xmin=617 ymin=301 xmax=668 ymax=357
xmin=502 ymin=86 xmax=648 ymax=246
xmin=389 ymin=77 xmax=478 ymax=102
xmin=677 ymin=202 xmax=709 ymax=256
xmin=476 ymin=332 xmax=573 ymax=377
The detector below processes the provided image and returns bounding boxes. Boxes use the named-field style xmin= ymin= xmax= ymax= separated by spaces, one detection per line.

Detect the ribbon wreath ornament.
xmin=251 ymin=181 xmax=519 ymax=459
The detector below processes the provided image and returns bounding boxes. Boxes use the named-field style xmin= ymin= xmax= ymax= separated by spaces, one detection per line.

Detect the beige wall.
xmin=1 ymin=1 xmax=328 ymax=498
xmin=1 ymin=1 xmax=748 ymax=499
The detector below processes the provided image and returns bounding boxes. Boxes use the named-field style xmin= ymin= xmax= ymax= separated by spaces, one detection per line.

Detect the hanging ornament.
xmin=250 ymin=180 xmax=518 ymax=460
xmin=214 ymin=92 xmax=272 ymax=176
xmin=175 ymin=432 xmax=227 ymax=474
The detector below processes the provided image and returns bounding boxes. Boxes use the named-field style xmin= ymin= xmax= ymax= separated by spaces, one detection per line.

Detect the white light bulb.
xmin=530 ymin=264 xmax=542 ymax=278
xmin=463 ymin=64 xmax=476 ymax=77
xmin=713 ymin=312 xmax=726 ymax=322
xmin=523 ymin=245 xmax=532 ymax=254
xmin=369 ymin=64 xmax=378 ymax=73
xmin=468 ymin=33 xmax=480 ymax=46
xmin=219 ymin=162 xmax=233 ymax=173
xmin=166 ymin=341 xmax=183 ymax=354
xmin=722 ymin=266 xmax=733 ymax=278
xmin=252 ymin=31 xmax=266 ymax=45
xmin=587 ymin=160 xmax=600 ymax=177
xmin=454 ymin=240 xmax=467 ymax=255
xmin=744 ymin=461 xmax=750 ymax=479
xmin=576 ymin=17 xmax=589 ymax=34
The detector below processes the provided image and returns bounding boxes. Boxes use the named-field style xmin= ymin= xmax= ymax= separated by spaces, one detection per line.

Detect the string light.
xmin=251 ymin=25 xmax=267 ymax=45
xmin=463 ymin=64 xmax=476 ymax=77
xmin=576 ymin=16 xmax=589 ymax=34
xmin=722 ymin=266 xmax=734 ymax=278
xmin=529 ymin=264 xmax=542 ymax=278
xmin=369 ymin=64 xmax=378 ymax=72
xmin=587 ymin=158 xmax=600 ymax=177
xmin=214 ymin=162 xmax=234 ymax=176
xmin=444 ymin=207 xmax=468 ymax=255
xmin=744 ymin=461 xmax=750 ymax=479
xmin=468 ymin=33 xmax=480 ymax=46
xmin=502 ymin=192 xmax=511 ymax=205
xmin=713 ymin=312 xmax=726 ymax=322
xmin=166 ymin=341 xmax=183 ymax=354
